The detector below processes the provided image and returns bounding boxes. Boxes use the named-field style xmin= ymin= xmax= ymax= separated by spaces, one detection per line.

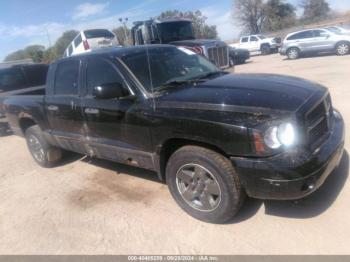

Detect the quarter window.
xmin=313 ymin=30 xmax=329 ymax=37
xmin=54 ymin=60 xmax=79 ymax=95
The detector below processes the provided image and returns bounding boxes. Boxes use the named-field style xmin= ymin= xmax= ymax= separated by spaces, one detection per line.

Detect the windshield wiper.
xmin=156 ymin=78 xmax=207 ymax=92
xmin=196 ymin=71 xmax=228 ymax=80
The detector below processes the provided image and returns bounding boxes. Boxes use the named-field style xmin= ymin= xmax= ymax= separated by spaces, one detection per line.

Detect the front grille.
xmin=207 ymin=46 xmax=229 ymax=69
xmin=305 ymin=95 xmax=333 ymax=146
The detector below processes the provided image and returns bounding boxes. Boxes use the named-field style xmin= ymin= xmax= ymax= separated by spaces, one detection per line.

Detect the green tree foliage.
xmin=300 ymin=0 xmax=330 ymax=22
xmin=53 ymin=30 xmax=79 ymax=57
xmin=112 ymin=26 xmax=132 ymax=46
xmin=264 ymin=0 xmax=297 ymax=31
xmin=5 ymin=45 xmax=45 ymax=63
xmin=158 ymin=10 xmax=218 ymax=39
xmin=4 ymin=30 xmax=79 ymax=64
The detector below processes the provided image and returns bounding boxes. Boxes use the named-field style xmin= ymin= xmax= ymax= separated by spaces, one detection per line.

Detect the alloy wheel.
xmin=337 ymin=44 xmax=349 ymax=55
xmin=176 ymin=163 xmax=221 ymax=212
xmin=28 ymin=135 xmax=45 ymax=163
xmin=288 ymin=48 xmax=299 ymax=59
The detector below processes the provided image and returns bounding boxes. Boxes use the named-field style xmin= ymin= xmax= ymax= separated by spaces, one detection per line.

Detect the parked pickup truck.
xmin=2 ymin=45 xmax=344 ymax=223
xmin=230 ymin=35 xmax=281 ymax=55
xmin=0 ymin=63 xmax=48 ymax=134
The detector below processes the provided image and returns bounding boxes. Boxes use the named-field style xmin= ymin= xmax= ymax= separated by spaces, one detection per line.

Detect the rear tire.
xmin=336 ymin=42 xmax=350 ymax=56
xmin=25 ymin=125 xmax=62 ymax=168
xmin=166 ymin=146 xmax=245 ymax=223
xmin=261 ymin=44 xmax=271 ymax=55
xmin=287 ymin=47 xmax=300 ymax=60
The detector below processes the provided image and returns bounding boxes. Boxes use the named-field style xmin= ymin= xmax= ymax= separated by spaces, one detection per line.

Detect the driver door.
xmin=249 ymin=36 xmax=260 ymax=52
xmin=81 ymin=57 xmax=153 ymax=167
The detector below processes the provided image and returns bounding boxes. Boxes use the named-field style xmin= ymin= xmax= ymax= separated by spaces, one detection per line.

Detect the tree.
xmin=5 ymin=45 xmax=45 ymax=62
xmin=232 ymin=0 xmax=266 ymax=34
xmin=264 ymin=0 xmax=296 ymax=31
xmin=158 ymin=10 xmax=218 ymax=39
xmin=112 ymin=26 xmax=131 ymax=46
xmin=300 ymin=0 xmax=330 ymax=22
xmin=54 ymin=30 xmax=79 ymax=57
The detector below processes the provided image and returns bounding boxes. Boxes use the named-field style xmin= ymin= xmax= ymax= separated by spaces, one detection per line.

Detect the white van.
xmin=64 ymin=29 xmax=120 ymax=57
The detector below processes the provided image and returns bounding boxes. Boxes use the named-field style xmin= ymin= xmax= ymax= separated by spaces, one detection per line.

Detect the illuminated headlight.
xmin=264 ymin=123 xmax=296 ymax=149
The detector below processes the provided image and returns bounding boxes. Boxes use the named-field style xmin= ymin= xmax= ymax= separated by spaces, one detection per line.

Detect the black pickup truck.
xmin=2 ymin=45 xmax=344 ymax=223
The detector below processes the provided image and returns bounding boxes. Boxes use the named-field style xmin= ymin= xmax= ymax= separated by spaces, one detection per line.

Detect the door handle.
xmin=47 ymin=105 xmax=58 ymax=111
xmin=85 ymin=108 xmax=100 ymax=114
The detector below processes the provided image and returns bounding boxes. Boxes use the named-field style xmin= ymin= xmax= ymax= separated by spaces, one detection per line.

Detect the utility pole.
xmin=119 ymin=17 xmax=129 ymax=46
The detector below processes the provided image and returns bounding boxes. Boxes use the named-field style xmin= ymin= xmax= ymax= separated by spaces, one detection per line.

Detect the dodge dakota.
xmin=2 ymin=45 xmax=344 ymax=223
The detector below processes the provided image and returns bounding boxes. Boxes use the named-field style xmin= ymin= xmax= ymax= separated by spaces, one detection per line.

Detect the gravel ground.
xmin=0 ymin=53 xmax=349 ymax=255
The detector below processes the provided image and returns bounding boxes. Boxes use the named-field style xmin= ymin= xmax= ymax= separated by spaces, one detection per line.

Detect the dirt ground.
xmin=0 ymin=53 xmax=349 ymax=255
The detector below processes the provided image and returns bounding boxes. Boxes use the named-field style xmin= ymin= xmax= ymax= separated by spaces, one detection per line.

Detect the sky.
xmin=0 ymin=0 xmax=350 ymax=61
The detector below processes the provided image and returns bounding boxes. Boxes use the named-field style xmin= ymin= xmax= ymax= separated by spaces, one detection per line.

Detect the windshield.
xmin=120 ymin=46 xmax=220 ymax=93
xmin=257 ymin=35 xmax=266 ymax=39
xmin=84 ymin=29 xmax=115 ymax=39
xmin=157 ymin=21 xmax=195 ymax=43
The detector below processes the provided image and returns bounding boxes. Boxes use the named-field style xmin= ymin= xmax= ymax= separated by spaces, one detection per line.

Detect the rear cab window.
xmin=84 ymin=29 xmax=115 ymax=39
xmin=54 ymin=60 xmax=80 ymax=95
xmin=0 ymin=67 xmax=27 ymax=92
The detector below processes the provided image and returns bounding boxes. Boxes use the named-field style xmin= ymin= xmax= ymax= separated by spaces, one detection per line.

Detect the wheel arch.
xmin=286 ymin=46 xmax=301 ymax=53
xmin=335 ymin=40 xmax=350 ymax=48
xmin=19 ymin=117 xmax=38 ymax=135
xmin=157 ymin=138 xmax=228 ymax=182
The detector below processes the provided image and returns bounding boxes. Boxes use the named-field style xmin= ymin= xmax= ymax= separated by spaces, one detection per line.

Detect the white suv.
xmin=64 ymin=29 xmax=120 ymax=57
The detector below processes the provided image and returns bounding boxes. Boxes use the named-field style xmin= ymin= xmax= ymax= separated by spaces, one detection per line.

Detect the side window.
xmin=288 ymin=31 xmax=313 ymax=40
xmin=86 ymin=58 xmax=126 ymax=94
xmin=74 ymin=34 xmax=82 ymax=48
xmin=54 ymin=60 xmax=80 ymax=95
xmin=241 ymin=37 xmax=249 ymax=43
xmin=313 ymin=30 xmax=328 ymax=37
xmin=250 ymin=36 xmax=258 ymax=42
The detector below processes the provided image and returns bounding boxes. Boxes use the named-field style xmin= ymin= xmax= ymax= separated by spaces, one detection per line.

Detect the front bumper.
xmin=231 ymin=110 xmax=345 ymax=200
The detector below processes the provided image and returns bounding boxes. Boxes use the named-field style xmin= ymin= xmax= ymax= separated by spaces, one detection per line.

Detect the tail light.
xmin=83 ymin=40 xmax=90 ymax=50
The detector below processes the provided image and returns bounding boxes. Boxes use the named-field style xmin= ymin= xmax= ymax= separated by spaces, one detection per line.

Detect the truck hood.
xmin=155 ymin=74 xmax=326 ymax=114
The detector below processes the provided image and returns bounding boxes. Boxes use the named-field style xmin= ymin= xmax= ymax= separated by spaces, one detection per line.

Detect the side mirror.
xmin=93 ymin=82 xmax=125 ymax=99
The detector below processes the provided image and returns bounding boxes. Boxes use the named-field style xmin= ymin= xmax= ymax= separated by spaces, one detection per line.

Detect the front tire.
xmin=229 ymin=56 xmax=235 ymax=67
xmin=166 ymin=146 xmax=245 ymax=223
xmin=25 ymin=125 xmax=62 ymax=167
xmin=336 ymin=42 xmax=350 ymax=56
xmin=287 ymin=47 xmax=300 ymax=59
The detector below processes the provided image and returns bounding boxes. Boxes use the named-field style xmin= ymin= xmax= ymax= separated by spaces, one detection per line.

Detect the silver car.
xmin=280 ymin=28 xmax=350 ymax=59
